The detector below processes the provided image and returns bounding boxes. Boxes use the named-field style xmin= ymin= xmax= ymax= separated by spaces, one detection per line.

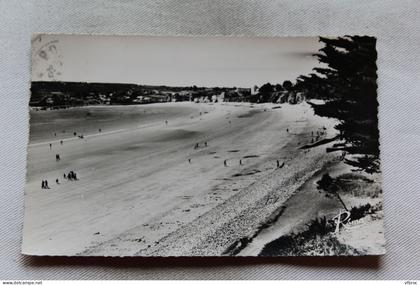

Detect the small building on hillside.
xmin=211 ymin=91 xmax=225 ymax=103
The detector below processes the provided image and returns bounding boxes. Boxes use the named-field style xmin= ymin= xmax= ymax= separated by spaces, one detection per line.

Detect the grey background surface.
xmin=0 ymin=0 xmax=419 ymax=280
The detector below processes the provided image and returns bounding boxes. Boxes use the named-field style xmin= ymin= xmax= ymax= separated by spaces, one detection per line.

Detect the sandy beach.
xmin=22 ymin=102 xmax=340 ymax=256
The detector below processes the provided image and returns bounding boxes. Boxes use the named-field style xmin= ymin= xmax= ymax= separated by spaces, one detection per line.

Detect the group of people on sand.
xmin=72 ymin=131 xmax=85 ymax=139
xmin=50 ymin=128 xmax=105 ymax=149
xmin=221 ymin=158 xmax=285 ymax=169
xmin=190 ymin=139 xmax=287 ymax=170
xmin=194 ymin=141 xmax=208 ymax=149
xmin=42 ymin=128 xmax=97 ymax=190
xmin=41 ymin=171 xmax=78 ymax=190
xmin=310 ymin=127 xmax=327 ymax=144
xmin=64 ymin=170 xmax=78 ymax=181
xmin=41 ymin=180 xmax=50 ymax=189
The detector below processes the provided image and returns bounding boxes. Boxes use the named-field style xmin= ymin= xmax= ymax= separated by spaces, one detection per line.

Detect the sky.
xmin=32 ymin=34 xmax=322 ymax=88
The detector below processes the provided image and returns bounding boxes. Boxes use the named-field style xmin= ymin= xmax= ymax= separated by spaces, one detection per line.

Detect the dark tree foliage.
xmin=316 ymin=173 xmax=348 ymax=211
xmin=274 ymin=84 xmax=284 ymax=91
xmin=349 ymin=203 xmax=371 ymax=221
xmin=282 ymin=80 xmax=293 ymax=91
xmin=298 ymin=36 xmax=379 ymax=172
xmin=258 ymin=83 xmax=274 ymax=103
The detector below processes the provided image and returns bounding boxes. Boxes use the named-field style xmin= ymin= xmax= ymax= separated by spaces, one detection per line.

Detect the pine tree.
xmin=298 ymin=36 xmax=379 ymax=173
xmin=258 ymin=83 xmax=274 ymax=103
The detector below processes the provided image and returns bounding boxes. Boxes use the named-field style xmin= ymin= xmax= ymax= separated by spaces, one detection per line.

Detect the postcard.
xmin=22 ymin=35 xmax=384 ymax=256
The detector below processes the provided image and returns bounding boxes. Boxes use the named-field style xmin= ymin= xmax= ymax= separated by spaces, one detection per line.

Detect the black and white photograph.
xmin=22 ymin=34 xmax=384 ymax=257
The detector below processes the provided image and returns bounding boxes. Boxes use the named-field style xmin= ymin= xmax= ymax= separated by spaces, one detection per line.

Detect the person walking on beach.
xmin=56 ymin=178 xmax=60 ymax=184
xmin=204 ymin=142 xmax=208 ymax=147
xmin=63 ymin=173 xmax=67 ymax=179
xmin=188 ymin=158 xmax=191 ymax=163
xmin=224 ymin=159 xmax=228 ymax=167
xmin=277 ymin=160 xmax=280 ymax=168
xmin=56 ymin=154 xmax=60 ymax=161
xmin=194 ymin=143 xmax=199 ymax=149
xmin=60 ymin=140 xmax=63 ymax=145
xmin=41 ymin=180 xmax=45 ymax=189
xmin=99 ymin=128 xmax=102 ymax=133
xmin=286 ymin=128 xmax=289 ymax=133
xmin=49 ymin=143 xmax=52 ymax=149
xmin=44 ymin=180 xmax=49 ymax=189
xmin=239 ymin=159 xmax=242 ymax=165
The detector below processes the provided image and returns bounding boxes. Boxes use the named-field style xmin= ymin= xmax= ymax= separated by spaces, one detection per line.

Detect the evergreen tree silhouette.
xmin=297 ymin=36 xmax=379 ymax=173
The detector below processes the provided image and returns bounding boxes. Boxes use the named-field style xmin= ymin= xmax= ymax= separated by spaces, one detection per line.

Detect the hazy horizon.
xmin=32 ymin=35 xmax=323 ymax=88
